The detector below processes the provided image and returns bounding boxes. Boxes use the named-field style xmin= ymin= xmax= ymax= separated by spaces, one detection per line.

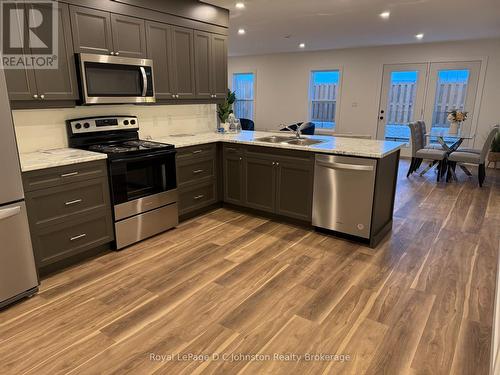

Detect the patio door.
xmin=423 ymin=61 xmax=481 ymax=138
xmin=377 ymin=64 xmax=428 ymax=141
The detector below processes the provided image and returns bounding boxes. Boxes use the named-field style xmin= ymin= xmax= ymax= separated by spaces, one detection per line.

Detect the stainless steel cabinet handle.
xmin=172 ymin=94 xmax=176 ymax=98
xmin=140 ymin=66 xmax=147 ymax=97
xmin=239 ymin=157 xmax=242 ymax=161
xmin=40 ymin=94 xmax=45 ymax=99
xmin=70 ymin=233 xmax=87 ymax=241
xmin=214 ymin=94 xmax=217 ymax=98
xmin=226 ymin=147 xmax=237 ymax=151
xmin=110 ymin=52 xmax=115 ymax=55
xmin=176 ymin=94 xmax=180 ymax=98
xmin=115 ymin=52 xmax=120 ymax=56
xmin=316 ymin=161 xmax=374 ymax=171
xmin=61 ymin=171 xmax=78 ymax=177
xmin=276 ymin=162 xmax=280 ymax=166
xmin=192 ymin=150 xmax=203 ymax=154
xmin=193 ymin=195 xmax=204 ymax=200
xmin=65 ymin=199 xmax=82 ymax=206
xmin=33 ymin=94 xmax=38 ymax=99
xmin=0 ymin=206 xmax=21 ymax=221
xmin=192 ymin=169 xmax=204 ymax=174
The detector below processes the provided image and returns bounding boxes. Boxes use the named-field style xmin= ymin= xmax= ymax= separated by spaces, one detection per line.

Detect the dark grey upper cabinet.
xmin=70 ymin=6 xmax=114 ymax=55
xmin=211 ymin=34 xmax=228 ymax=98
xmin=171 ymin=26 xmax=196 ymax=98
xmin=275 ymin=158 xmax=314 ymax=221
xmin=5 ymin=3 xmax=78 ymax=101
xmin=110 ymin=14 xmax=147 ymax=58
xmin=146 ymin=21 xmax=175 ymax=99
xmin=32 ymin=3 xmax=79 ymax=100
xmin=194 ymin=31 xmax=212 ymax=99
xmin=244 ymin=156 xmax=276 ymax=213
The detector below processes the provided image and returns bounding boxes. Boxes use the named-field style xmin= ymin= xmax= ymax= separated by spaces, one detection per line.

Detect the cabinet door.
xmin=244 ymin=156 xmax=276 ymax=213
xmin=146 ymin=21 xmax=175 ymax=99
xmin=211 ymin=34 xmax=228 ymax=98
xmin=275 ymin=158 xmax=314 ymax=221
xmin=70 ymin=6 xmax=113 ymax=55
xmin=194 ymin=31 xmax=212 ymax=99
xmin=171 ymin=26 xmax=196 ymax=98
xmin=223 ymin=150 xmax=244 ymax=205
xmin=110 ymin=14 xmax=147 ymax=58
xmin=31 ymin=3 xmax=78 ymax=100
xmin=4 ymin=3 xmax=37 ymax=100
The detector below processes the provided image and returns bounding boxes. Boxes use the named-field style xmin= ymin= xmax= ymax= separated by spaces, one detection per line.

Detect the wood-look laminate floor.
xmin=1 ymin=160 xmax=499 ymax=375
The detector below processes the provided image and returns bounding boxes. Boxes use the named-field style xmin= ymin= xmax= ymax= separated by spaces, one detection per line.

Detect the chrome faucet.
xmin=280 ymin=122 xmax=312 ymax=139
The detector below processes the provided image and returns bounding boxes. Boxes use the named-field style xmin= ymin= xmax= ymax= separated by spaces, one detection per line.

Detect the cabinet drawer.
xmin=223 ymin=144 xmax=244 ymax=156
xmin=25 ymin=178 xmax=110 ymax=227
xmin=23 ymin=160 xmax=107 ymax=192
xmin=176 ymin=144 xmax=216 ymax=160
xmin=177 ymin=158 xmax=215 ymax=186
xmin=34 ymin=210 xmax=113 ymax=267
xmin=179 ymin=181 xmax=216 ymax=214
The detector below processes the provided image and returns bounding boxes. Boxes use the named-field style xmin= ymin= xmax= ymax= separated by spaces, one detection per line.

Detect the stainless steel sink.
xmin=255 ymin=136 xmax=296 ymax=143
xmin=286 ymin=138 xmax=325 ymax=146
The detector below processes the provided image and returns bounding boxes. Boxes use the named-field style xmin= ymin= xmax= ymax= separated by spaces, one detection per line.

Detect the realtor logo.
xmin=1 ymin=0 xmax=58 ymax=69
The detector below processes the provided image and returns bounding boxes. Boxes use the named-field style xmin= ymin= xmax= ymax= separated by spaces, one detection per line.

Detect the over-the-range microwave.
xmin=77 ymin=53 xmax=155 ymax=105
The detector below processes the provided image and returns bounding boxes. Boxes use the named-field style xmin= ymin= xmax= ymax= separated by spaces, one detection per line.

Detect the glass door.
xmin=423 ymin=61 xmax=481 ymax=139
xmin=377 ymin=64 xmax=428 ymax=141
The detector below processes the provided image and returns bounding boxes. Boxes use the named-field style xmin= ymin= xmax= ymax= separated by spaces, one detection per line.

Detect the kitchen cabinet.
xmin=23 ymin=160 xmax=114 ymax=273
xmin=70 ymin=6 xmax=147 ymax=58
xmin=222 ymin=145 xmax=314 ymax=220
xmin=194 ymin=31 xmax=228 ymax=99
xmin=171 ymin=26 xmax=196 ymax=98
xmin=146 ymin=21 xmax=175 ymax=99
xmin=5 ymin=3 xmax=78 ymax=101
xmin=222 ymin=145 xmax=244 ymax=205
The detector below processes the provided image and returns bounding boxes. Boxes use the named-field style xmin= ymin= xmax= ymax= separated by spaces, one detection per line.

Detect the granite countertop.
xmin=153 ymin=131 xmax=405 ymax=159
xmin=20 ymin=148 xmax=107 ymax=172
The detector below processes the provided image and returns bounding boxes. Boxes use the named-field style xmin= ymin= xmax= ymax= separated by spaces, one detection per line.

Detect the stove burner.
xmin=89 ymin=144 xmax=132 ymax=153
xmin=123 ymin=140 xmax=167 ymax=149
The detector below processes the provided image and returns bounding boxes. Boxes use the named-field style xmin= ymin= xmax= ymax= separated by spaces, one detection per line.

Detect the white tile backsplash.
xmin=12 ymin=104 xmax=218 ymax=153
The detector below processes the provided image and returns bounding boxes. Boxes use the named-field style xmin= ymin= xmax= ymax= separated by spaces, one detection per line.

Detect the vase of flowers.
xmin=447 ymin=110 xmax=468 ymax=135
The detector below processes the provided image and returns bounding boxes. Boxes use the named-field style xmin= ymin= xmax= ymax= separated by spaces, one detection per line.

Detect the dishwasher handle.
xmin=316 ymin=160 xmax=375 ymax=172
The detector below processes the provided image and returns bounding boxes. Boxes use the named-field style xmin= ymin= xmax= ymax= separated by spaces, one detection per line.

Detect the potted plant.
xmin=447 ymin=110 xmax=468 ymax=135
xmin=217 ymin=90 xmax=236 ymax=131
xmin=488 ymin=131 xmax=500 ymax=169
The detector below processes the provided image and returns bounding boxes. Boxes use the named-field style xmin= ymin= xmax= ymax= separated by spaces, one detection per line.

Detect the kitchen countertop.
xmin=153 ymin=131 xmax=404 ymax=159
xmin=20 ymin=148 xmax=107 ymax=172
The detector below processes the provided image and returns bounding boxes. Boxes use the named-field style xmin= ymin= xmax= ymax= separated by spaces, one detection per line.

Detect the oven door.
xmin=109 ymin=150 xmax=177 ymax=220
xmin=78 ymin=53 xmax=155 ymax=104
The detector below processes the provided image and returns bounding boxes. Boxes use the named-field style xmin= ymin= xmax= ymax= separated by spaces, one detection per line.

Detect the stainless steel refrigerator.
xmin=0 ymin=68 xmax=39 ymax=309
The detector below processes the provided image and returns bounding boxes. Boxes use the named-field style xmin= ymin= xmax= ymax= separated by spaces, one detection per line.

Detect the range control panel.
xmin=68 ymin=116 xmax=139 ymax=134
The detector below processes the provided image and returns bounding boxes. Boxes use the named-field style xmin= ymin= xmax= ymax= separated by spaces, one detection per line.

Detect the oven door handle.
xmin=140 ymin=66 xmax=147 ymax=97
xmin=109 ymin=150 xmax=176 ymax=164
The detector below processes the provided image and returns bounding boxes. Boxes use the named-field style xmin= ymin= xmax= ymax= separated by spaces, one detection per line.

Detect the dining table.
xmin=425 ymin=130 xmax=475 ymax=179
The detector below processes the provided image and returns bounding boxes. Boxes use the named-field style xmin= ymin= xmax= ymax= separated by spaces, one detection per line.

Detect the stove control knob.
xmin=123 ymin=120 xmax=129 ymax=125
xmin=130 ymin=119 xmax=136 ymax=125
xmin=83 ymin=122 xmax=90 ymax=129
xmin=75 ymin=123 xmax=82 ymax=129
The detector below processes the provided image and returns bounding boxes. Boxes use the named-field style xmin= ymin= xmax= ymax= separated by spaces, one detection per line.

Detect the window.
xmin=232 ymin=73 xmax=255 ymax=120
xmin=309 ymin=70 xmax=340 ymax=130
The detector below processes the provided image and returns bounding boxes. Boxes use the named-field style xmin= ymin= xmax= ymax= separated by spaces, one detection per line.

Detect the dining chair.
xmin=280 ymin=122 xmax=315 ymax=135
xmin=447 ymin=126 xmax=499 ymax=187
xmin=457 ymin=124 xmax=499 ymax=154
xmin=407 ymin=121 xmax=448 ymax=181
xmin=420 ymin=121 xmax=443 ymax=150
xmin=239 ymin=118 xmax=255 ymax=131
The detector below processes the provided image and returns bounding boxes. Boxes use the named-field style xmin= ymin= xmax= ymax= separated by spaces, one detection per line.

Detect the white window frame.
xmin=307 ymin=67 xmax=343 ymax=134
xmin=232 ymin=72 xmax=256 ymax=121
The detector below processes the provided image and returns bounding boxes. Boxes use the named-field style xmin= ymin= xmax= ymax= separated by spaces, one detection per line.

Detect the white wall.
xmin=229 ymin=38 xmax=500 ymax=150
xmin=12 ymin=104 xmax=217 ymax=153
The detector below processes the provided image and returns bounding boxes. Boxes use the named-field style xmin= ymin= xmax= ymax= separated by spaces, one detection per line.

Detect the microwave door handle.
xmin=140 ymin=67 xmax=147 ymax=97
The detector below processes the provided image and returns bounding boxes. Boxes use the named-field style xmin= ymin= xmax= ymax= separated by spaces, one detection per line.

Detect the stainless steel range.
xmin=67 ymin=116 xmax=178 ymax=249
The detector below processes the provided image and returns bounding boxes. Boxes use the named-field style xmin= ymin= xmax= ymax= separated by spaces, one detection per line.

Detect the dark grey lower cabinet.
xmin=222 ymin=145 xmax=314 ymax=221
xmin=23 ymin=160 xmax=114 ymax=272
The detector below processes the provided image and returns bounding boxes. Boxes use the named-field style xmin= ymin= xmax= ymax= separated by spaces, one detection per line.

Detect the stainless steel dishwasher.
xmin=312 ymin=154 xmax=377 ymax=239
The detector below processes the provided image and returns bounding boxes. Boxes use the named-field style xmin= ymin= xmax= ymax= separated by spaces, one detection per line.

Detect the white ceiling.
xmin=204 ymin=0 xmax=500 ymax=56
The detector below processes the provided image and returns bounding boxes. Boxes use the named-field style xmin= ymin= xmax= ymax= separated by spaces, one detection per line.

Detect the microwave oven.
xmin=77 ymin=53 xmax=155 ymax=105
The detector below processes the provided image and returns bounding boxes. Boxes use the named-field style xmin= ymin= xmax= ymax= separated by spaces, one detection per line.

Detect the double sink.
xmin=255 ymin=135 xmax=325 ymax=146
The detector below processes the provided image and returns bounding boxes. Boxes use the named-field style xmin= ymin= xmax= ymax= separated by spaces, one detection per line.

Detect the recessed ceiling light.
xmin=299 ymin=43 xmax=306 ymax=49
xmin=415 ymin=33 xmax=424 ymax=40
xmin=238 ymin=28 xmax=246 ymax=35
xmin=380 ymin=11 xmax=390 ymax=19
xmin=235 ymin=2 xmax=245 ymax=9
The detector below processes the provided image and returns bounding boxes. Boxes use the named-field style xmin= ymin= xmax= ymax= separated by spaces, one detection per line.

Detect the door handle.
xmin=0 ymin=206 xmax=21 ymax=221
xmin=316 ymin=161 xmax=374 ymax=171
xmin=140 ymin=67 xmax=147 ymax=97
